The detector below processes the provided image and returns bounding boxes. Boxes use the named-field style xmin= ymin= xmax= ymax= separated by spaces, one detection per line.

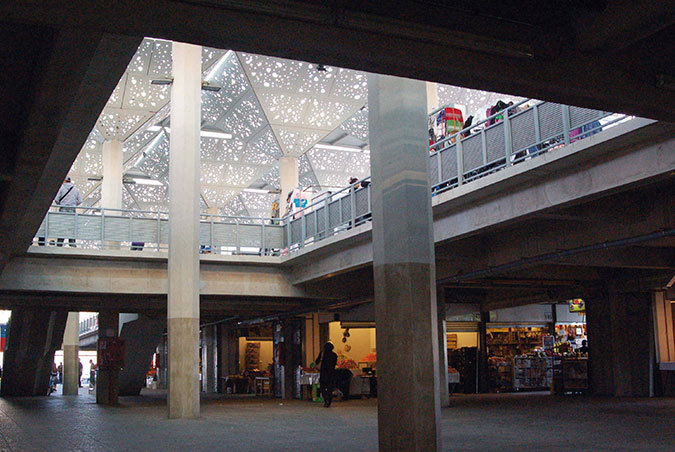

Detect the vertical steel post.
xmin=286 ymin=217 xmax=292 ymax=249
xmin=261 ymin=220 xmax=266 ymax=255
xmin=324 ymin=195 xmax=330 ymax=238
xmin=504 ymin=108 xmax=513 ymax=167
xmin=456 ymin=138 xmax=464 ymax=186
xmin=235 ymin=219 xmax=240 ymax=254
xmin=74 ymin=209 xmax=79 ymax=245
xmin=100 ymin=208 xmax=105 ymax=249
xmin=561 ymin=104 xmax=571 ymax=145
xmin=300 ymin=212 xmax=306 ymax=248
xmin=210 ymin=215 xmax=214 ymax=254
xmin=350 ymin=185 xmax=356 ymax=228
xmin=157 ymin=212 xmax=161 ymax=251
xmin=481 ymin=128 xmax=488 ymax=166
xmin=533 ymin=103 xmax=541 ymax=145
xmin=436 ymin=151 xmax=442 ymax=188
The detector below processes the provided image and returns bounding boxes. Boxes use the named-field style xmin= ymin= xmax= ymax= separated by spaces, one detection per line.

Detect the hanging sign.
xmin=568 ymin=299 xmax=586 ymax=312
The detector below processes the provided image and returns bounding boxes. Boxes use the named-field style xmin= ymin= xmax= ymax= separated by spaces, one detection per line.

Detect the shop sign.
xmin=568 ymin=299 xmax=586 ymax=312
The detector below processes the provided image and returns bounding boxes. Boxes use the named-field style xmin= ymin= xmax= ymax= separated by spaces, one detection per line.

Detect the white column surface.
xmin=167 ymin=41 xmax=202 ymax=419
xmin=101 ymin=140 xmax=123 ymax=210
xmin=279 ymin=156 xmax=299 ymax=203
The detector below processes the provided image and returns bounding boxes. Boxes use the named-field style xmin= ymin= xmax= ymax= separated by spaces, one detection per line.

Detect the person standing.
xmin=54 ymin=177 xmax=82 ymax=247
xmin=89 ymin=359 xmax=97 ymax=386
xmin=315 ymin=342 xmax=338 ymax=407
xmin=57 ymin=362 xmax=63 ymax=384
xmin=78 ymin=359 xmax=83 ymax=388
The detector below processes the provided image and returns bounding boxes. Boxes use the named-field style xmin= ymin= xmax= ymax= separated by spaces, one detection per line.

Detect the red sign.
xmin=97 ymin=337 xmax=125 ymax=369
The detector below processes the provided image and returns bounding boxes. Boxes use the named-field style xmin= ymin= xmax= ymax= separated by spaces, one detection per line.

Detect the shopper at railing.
xmin=55 ymin=176 xmax=82 ymax=247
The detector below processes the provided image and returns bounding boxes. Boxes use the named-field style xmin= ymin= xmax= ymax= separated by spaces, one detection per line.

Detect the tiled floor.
xmin=0 ymin=390 xmax=672 ymax=451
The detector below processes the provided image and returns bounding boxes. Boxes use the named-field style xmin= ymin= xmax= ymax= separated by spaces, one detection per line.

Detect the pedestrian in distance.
xmin=315 ymin=341 xmax=338 ymax=407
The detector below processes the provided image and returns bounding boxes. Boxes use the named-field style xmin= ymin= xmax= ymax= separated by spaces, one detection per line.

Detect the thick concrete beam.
xmin=0 ymin=2 xmax=671 ymax=120
xmin=0 ymin=254 xmax=308 ymax=298
xmin=0 ymin=28 xmax=140 ymax=266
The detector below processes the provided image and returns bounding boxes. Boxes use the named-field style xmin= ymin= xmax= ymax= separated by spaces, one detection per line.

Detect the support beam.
xmin=101 ymin=139 xmax=123 ymax=210
xmin=368 ymin=74 xmax=441 ymax=451
xmin=437 ymin=287 xmax=449 ymax=407
xmin=201 ymin=325 xmax=217 ymax=393
xmin=62 ymin=312 xmax=80 ymax=395
xmin=279 ymin=156 xmax=298 ymax=205
xmin=96 ymin=310 xmax=120 ymax=405
xmin=0 ymin=308 xmax=67 ymax=396
xmin=167 ymin=41 xmax=201 ymax=419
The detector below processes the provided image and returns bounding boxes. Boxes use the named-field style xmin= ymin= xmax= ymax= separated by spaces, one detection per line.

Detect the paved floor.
xmin=0 ymin=391 xmax=672 ymax=451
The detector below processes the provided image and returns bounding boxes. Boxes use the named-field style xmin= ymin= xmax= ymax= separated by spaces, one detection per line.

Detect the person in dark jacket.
xmin=315 ymin=342 xmax=338 ymax=407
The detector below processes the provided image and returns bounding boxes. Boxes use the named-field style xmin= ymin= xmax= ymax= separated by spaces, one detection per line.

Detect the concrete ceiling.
xmin=0 ymin=0 xmax=672 ymax=269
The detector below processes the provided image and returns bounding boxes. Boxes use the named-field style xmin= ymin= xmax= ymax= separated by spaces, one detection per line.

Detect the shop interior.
xmin=446 ymin=300 xmax=589 ymax=395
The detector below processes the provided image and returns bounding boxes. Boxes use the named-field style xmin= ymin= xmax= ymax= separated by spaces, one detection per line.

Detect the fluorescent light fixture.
xmin=200 ymin=130 xmax=232 ymax=139
xmin=132 ymin=178 xmax=163 ymax=186
xmin=313 ymin=143 xmax=369 ymax=153
xmin=146 ymin=126 xmax=231 ymax=140
xmin=150 ymin=79 xmax=172 ymax=85
xmin=243 ymin=188 xmax=272 ymax=194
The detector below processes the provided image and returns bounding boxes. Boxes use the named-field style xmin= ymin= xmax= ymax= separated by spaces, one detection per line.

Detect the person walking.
xmin=315 ymin=342 xmax=338 ymax=407
xmin=54 ymin=177 xmax=82 ymax=247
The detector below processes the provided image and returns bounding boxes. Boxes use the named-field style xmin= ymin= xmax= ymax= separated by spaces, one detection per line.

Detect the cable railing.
xmin=34 ymin=99 xmax=628 ymax=256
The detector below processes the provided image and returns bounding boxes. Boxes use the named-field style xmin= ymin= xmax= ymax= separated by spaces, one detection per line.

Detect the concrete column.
xmin=96 ymin=311 xmax=120 ymax=405
xmin=586 ymin=290 xmax=653 ymax=397
xmin=477 ymin=311 xmax=490 ymax=393
xmin=217 ymin=326 xmax=239 ymax=392
xmin=279 ymin=156 xmax=299 ymax=204
xmin=62 ymin=312 xmax=80 ymax=395
xmin=367 ymin=74 xmax=441 ymax=452
xmin=101 ymin=139 xmax=123 ymax=210
xmin=0 ymin=308 xmax=67 ymax=396
xmin=167 ymin=41 xmax=202 ymax=419
xmin=437 ymin=287 xmax=450 ymax=407
xmin=303 ymin=313 xmax=321 ymax=366
xmin=201 ymin=325 xmax=217 ymax=393
xmin=426 ymin=81 xmax=439 ymax=113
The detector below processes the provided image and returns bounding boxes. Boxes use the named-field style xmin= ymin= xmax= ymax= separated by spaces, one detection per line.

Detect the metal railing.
xmin=34 ymin=206 xmax=284 ymax=256
xmin=79 ymin=316 xmax=98 ymax=335
xmin=34 ymin=100 xmax=627 ymax=255
xmin=428 ymin=99 xmax=626 ymax=194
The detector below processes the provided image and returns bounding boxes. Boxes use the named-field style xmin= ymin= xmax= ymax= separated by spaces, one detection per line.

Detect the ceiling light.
xmin=132 ymin=178 xmax=163 ymax=186
xmin=314 ymin=143 xmax=369 ymax=153
xmin=146 ymin=126 xmax=231 ymax=140
xmin=243 ymin=188 xmax=273 ymax=194
xmin=151 ymin=79 xmax=172 ymax=85
xmin=201 ymin=83 xmax=222 ymax=92
xmin=200 ymin=130 xmax=232 ymax=139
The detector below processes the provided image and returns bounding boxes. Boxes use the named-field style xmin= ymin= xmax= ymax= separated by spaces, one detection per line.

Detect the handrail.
xmin=36 ymin=99 xmax=628 ymax=256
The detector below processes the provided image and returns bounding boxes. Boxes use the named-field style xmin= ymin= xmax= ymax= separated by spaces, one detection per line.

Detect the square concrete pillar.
xmin=201 ymin=325 xmax=217 ymax=393
xmin=167 ymin=41 xmax=202 ymax=419
xmin=96 ymin=310 xmax=120 ymax=405
xmin=368 ymin=73 xmax=441 ymax=451
xmin=63 ymin=312 xmax=80 ymax=395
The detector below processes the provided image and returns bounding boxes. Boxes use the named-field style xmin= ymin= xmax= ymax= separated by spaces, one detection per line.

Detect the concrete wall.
xmin=118 ymin=315 xmax=165 ymax=396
